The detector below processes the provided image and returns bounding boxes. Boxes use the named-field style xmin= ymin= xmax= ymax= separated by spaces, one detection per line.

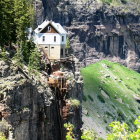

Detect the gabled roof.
xmin=34 ymin=20 xmax=67 ymax=34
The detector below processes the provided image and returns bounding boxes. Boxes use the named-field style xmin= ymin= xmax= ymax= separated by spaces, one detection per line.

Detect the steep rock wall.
xmin=36 ymin=0 xmax=140 ymax=71
xmin=0 ymin=60 xmax=82 ymax=140
xmin=0 ymin=60 xmax=57 ymax=140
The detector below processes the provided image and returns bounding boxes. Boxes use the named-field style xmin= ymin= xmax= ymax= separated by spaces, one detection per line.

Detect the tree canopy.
xmin=0 ymin=0 xmax=34 ymax=47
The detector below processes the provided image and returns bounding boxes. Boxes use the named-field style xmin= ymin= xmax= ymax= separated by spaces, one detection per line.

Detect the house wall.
xmin=39 ymin=44 xmax=66 ymax=60
xmin=35 ymin=33 xmax=66 ymax=45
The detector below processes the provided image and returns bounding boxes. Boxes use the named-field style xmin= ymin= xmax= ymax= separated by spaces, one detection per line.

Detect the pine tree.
xmin=28 ymin=47 xmax=41 ymax=71
xmin=13 ymin=47 xmax=24 ymax=67
xmin=0 ymin=0 xmax=16 ymax=47
xmin=14 ymin=0 xmax=34 ymax=44
xmin=0 ymin=0 xmax=34 ymax=48
xmin=21 ymin=41 xmax=35 ymax=63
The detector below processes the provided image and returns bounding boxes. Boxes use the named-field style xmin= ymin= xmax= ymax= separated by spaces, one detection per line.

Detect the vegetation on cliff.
xmin=0 ymin=0 xmax=40 ymax=72
xmin=0 ymin=132 xmax=7 ymax=140
xmin=81 ymin=60 xmax=140 ymax=136
xmin=65 ymin=116 xmax=140 ymax=139
xmin=0 ymin=0 xmax=34 ymax=47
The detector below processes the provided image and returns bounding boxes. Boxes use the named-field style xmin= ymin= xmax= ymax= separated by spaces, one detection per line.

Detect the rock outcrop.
xmin=34 ymin=0 xmax=140 ymax=137
xmin=35 ymin=0 xmax=140 ymax=71
xmin=0 ymin=59 xmax=82 ymax=140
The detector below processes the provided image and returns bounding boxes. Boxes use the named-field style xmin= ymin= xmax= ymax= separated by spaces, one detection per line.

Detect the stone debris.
xmin=101 ymin=90 xmax=109 ymax=99
xmin=104 ymin=74 xmax=110 ymax=78
xmin=116 ymin=98 xmax=123 ymax=104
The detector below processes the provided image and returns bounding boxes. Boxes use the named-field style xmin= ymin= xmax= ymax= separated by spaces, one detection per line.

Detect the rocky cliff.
xmin=1 ymin=0 xmax=140 ymax=139
xmin=0 ymin=59 xmax=82 ymax=140
xmin=36 ymin=0 xmax=140 ymax=71
xmin=34 ymin=0 xmax=140 ymax=138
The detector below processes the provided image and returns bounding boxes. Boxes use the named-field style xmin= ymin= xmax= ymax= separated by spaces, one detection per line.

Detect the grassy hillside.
xmin=81 ymin=60 xmax=140 ymax=137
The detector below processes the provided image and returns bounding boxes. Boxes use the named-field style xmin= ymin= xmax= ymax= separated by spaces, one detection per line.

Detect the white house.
xmin=34 ymin=20 xmax=67 ymax=60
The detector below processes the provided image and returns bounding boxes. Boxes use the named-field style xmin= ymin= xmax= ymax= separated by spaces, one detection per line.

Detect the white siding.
xmin=35 ymin=33 xmax=66 ymax=45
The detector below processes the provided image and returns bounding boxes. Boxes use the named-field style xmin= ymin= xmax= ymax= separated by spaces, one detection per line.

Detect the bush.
xmin=66 ymin=38 xmax=70 ymax=49
xmin=64 ymin=117 xmax=140 ymax=140
xmin=0 ymin=48 xmax=9 ymax=61
xmin=70 ymin=99 xmax=80 ymax=108
xmin=0 ymin=132 xmax=7 ymax=140
xmin=81 ymin=129 xmax=98 ymax=140
xmin=64 ymin=123 xmax=75 ymax=140
xmin=107 ymin=116 xmax=140 ymax=140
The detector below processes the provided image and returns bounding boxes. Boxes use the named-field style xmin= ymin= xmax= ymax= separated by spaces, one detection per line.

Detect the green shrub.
xmin=81 ymin=129 xmax=97 ymax=140
xmin=107 ymin=116 xmax=140 ymax=140
xmin=0 ymin=48 xmax=9 ymax=61
xmin=66 ymin=38 xmax=70 ymax=49
xmin=64 ymin=117 xmax=140 ymax=140
xmin=64 ymin=123 xmax=75 ymax=140
xmin=0 ymin=132 xmax=7 ymax=140
xmin=70 ymin=99 xmax=80 ymax=108
xmin=107 ymin=121 xmax=129 ymax=140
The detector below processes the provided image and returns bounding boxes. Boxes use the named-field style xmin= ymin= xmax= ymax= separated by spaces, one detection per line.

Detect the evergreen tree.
xmin=13 ymin=47 xmax=24 ymax=67
xmin=28 ymin=47 xmax=41 ymax=71
xmin=0 ymin=0 xmax=16 ymax=47
xmin=0 ymin=0 xmax=34 ymax=48
xmin=14 ymin=0 xmax=34 ymax=44
xmin=21 ymin=41 xmax=35 ymax=63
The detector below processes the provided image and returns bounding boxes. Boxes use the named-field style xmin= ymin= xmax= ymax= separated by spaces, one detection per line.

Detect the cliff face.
xmin=36 ymin=0 xmax=140 ymax=71
xmin=0 ymin=60 xmax=55 ymax=140
xmin=0 ymin=60 xmax=82 ymax=140
xmin=34 ymin=0 xmax=140 ymax=137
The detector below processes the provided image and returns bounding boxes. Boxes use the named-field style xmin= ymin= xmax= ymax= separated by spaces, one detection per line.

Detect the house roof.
xmin=34 ymin=20 xmax=67 ymax=34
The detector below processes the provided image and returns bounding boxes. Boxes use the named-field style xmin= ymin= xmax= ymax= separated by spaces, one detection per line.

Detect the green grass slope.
xmin=81 ymin=60 xmax=140 ymax=136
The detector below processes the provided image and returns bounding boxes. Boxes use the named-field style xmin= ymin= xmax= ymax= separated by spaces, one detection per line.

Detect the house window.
xmin=45 ymin=46 xmax=48 ymax=48
xmin=51 ymin=47 xmax=54 ymax=49
xmin=42 ymin=36 xmax=45 ymax=41
xmin=48 ymin=26 xmax=51 ymax=32
xmin=0 ymin=112 xmax=2 ymax=121
xmin=61 ymin=48 xmax=63 ymax=56
xmin=54 ymin=36 xmax=56 ymax=42
xmin=62 ymin=36 xmax=64 ymax=42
